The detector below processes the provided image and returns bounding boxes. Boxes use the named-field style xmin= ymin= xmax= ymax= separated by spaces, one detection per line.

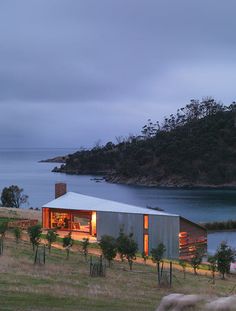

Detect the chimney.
xmin=55 ymin=183 xmax=67 ymax=199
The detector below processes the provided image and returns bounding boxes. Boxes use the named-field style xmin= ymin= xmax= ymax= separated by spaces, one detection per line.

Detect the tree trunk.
xmin=129 ymin=260 xmax=133 ymax=270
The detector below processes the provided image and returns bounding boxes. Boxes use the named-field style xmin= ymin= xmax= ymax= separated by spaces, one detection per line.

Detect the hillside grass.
xmin=1 ymin=235 xmax=236 ymax=311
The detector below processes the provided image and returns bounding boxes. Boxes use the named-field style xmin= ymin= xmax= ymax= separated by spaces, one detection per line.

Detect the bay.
xmin=0 ymin=148 xmax=235 ymax=251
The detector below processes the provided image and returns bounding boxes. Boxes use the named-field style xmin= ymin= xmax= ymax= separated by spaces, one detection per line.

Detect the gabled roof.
xmin=43 ymin=192 xmax=178 ymax=217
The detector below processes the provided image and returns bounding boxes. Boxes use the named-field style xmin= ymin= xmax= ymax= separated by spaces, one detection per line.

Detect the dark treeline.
xmin=204 ymin=220 xmax=236 ymax=231
xmin=53 ymin=98 xmax=236 ymax=187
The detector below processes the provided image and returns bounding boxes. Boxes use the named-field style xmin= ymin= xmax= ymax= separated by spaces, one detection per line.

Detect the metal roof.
xmin=43 ymin=192 xmax=178 ymax=217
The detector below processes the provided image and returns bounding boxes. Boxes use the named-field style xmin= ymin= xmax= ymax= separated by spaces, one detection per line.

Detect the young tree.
xmin=63 ymin=232 xmax=73 ymax=260
xmin=151 ymin=243 xmax=166 ymax=269
xmin=116 ymin=230 xmax=138 ymax=270
xmin=190 ymin=249 xmax=203 ymax=275
xmin=208 ymin=255 xmax=217 ymax=284
xmin=0 ymin=221 xmax=8 ymax=254
xmin=125 ymin=233 xmax=138 ymax=270
xmin=1 ymin=185 xmax=28 ymax=208
xmin=215 ymin=241 xmax=236 ymax=279
xmin=142 ymin=251 xmax=148 ymax=265
xmin=27 ymin=224 xmax=42 ymax=251
xmin=99 ymin=235 xmax=117 ymax=267
xmin=0 ymin=221 xmax=8 ymax=238
xmin=46 ymin=229 xmax=58 ymax=253
xmin=81 ymin=237 xmax=90 ymax=262
xmin=179 ymin=259 xmax=187 ymax=279
xmin=13 ymin=227 xmax=22 ymax=244
xmin=116 ymin=228 xmax=127 ymax=262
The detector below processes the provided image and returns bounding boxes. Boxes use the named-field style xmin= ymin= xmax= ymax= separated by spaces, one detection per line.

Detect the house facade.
xmin=42 ymin=183 xmax=207 ymax=259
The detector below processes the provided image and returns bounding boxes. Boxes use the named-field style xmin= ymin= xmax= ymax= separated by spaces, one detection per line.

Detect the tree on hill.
xmin=1 ymin=185 xmax=28 ymax=208
xmin=51 ymin=99 xmax=236 ymax=187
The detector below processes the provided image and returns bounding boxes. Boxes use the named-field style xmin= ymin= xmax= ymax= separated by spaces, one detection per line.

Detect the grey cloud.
xmin=0 ymin=0 xmax=236 ymax=147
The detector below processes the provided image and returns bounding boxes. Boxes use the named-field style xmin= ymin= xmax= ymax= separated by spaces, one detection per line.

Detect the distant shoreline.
xmin=41 ymin=157 xmax=236 ymax=190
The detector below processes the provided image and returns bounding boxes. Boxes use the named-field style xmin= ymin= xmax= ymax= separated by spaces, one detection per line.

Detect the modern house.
xmin=42 ymin=183 xmax=207 ymax=259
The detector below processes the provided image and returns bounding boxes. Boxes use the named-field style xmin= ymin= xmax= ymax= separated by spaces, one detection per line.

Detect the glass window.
xmin=144 ymin=234 xmax=149 ymax=255
xmin=144 ymin=215 xmax=149 ymax=229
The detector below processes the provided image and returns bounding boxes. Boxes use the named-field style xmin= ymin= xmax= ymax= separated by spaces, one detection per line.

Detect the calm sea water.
xmin=0 ymin=148 xmax=235 ymax=251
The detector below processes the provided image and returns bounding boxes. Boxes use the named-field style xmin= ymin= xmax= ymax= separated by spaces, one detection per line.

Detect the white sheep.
xmin=205 ymin=296 xmax=236 ymax=311
xmin=156 ymin=294 xmax=201 ymax=311
xmin=156 ymin=294 xmax=184 ymax=311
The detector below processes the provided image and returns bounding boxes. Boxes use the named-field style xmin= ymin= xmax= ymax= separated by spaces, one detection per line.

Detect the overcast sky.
xmin=1 ymin=0 xmax=236 ymax=148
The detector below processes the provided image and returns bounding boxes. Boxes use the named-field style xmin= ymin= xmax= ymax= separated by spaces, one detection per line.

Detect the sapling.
xmin=81 ymin=237 xmax=90 ymax=262
xmin=99 ymin=235 xmax=117 ymax=267
xmin=13 ymin=227 xmax=22 ymax=244
xmin=27 ymin=224 xmax=42 ymax=251
xmin=142 ymin=251 xmax=148 ymax=264
xmin=46 ymin=229 xmax=58 ymax=254
xmin=179 ymin=259 xmax=187 ymax=279
xmin=63 ymin=232 xmax=73 ymax=259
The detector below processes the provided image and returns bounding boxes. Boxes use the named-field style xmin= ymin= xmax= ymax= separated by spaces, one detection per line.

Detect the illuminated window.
xmin=144 ymin=215 xmax=149 ymax=229
xmin=144 ymin=234 xmax=149 ymax=255
xmin=43 ymin=208 xmax=49 ymax=228
xmin=91 ymin=211 xmax=97 ymax=236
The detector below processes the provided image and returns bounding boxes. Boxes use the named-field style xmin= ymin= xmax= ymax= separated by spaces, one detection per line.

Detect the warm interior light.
xmin=144 ymin=215 xmax=149 ymax=229
xmin=144 ymin=234 xmax=149 ymax=255
xmin=91 ymin=211 xmax=97 ymax=236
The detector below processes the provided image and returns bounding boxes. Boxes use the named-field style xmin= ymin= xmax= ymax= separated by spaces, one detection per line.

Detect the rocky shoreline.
xmin=105 ymin=175 xmax=236 ymax=189
xmin=39 ymin=156 xmax=68 ymax=163
xmin=43 ymin=159 xmax=236 ymax=189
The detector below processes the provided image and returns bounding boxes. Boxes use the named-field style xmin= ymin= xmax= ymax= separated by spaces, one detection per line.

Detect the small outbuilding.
xmin=42 ymin=183 xmax=207 ymax=259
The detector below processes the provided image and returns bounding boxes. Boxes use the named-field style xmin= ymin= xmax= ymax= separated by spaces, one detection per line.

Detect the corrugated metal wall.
xmin=149 ymin=215 xmax=180 ymax=259
xmin=97 ymin=211 xmax=143 ymax=250
xmin=97 ymin=211 xmax=180 ymax=259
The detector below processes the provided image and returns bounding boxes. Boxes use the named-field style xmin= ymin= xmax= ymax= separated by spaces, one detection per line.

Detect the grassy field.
xmin=1 ymin=234 xmax=236 ymax=311
xmin=1 ymin=209 xmax=236 ymax=310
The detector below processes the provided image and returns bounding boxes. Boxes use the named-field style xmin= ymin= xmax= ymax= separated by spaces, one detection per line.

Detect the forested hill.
xmin=53 ymin=99 xmax=236 ymax=187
